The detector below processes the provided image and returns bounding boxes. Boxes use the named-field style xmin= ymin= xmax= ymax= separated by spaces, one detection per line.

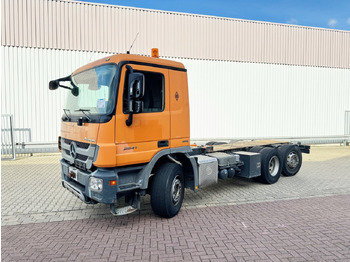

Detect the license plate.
xmin=68 ymin=166 xmax=78 ymax=181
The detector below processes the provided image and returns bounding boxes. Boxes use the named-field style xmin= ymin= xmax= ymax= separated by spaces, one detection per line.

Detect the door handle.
xmin=158 ymin=140 xmax=169 ymax=148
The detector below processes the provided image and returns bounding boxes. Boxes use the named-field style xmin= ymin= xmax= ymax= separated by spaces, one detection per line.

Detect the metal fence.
xmin=13 ymin=128 xmax=33 ymax=156
xmin=1 ymin=114 xmax=16 ymax=160
xmin=1 ymin=114 xmax=35 ymax=159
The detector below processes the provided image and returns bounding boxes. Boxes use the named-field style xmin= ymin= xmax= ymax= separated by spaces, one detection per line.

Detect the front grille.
xmin=64 ymin=149 xmax=89 ymax=162
xmin=76 ymin=153 xmax=88 ymax=161
xmin=63 ymin=138 xmax=90 ymax=149
xmin=61 ymin=137 xmax=97 ymax=171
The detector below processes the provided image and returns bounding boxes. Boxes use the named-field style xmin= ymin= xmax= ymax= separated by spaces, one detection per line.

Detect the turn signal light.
xmin=109 ymin=180 xmax=117 ymax=186
xmin=151 ymin=48 xmax=159 ymax=58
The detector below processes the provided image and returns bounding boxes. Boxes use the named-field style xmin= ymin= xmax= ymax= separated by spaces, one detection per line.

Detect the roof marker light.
xmin=152 ymin=48 xmax=159 ymax=58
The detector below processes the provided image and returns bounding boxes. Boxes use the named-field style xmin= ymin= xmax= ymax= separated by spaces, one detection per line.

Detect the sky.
xmin=79 ymin=0 xmax=350 ymax=31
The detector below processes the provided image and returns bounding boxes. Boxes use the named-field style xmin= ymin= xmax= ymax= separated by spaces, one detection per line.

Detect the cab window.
xmin=123 ymin=70 xmax=165 ymax=113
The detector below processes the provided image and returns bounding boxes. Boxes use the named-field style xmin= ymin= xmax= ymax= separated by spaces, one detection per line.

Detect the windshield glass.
xmin=65 ymin=64 xmax=117 ymax=116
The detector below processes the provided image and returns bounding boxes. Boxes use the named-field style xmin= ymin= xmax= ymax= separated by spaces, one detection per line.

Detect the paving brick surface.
xmin=2 ymin=195 xmax=350 ymax=262
xmin=2 ymin=147 xmax=350 ymax=225
xmin=2 ymin=146 xmax=350 ymax=261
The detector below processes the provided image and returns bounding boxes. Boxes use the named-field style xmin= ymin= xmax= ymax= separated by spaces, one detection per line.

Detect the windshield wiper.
xmin=75 ymin=109 xmax=91 ymax=122
xmin=63 ymin=109 xmax=71 ymax=121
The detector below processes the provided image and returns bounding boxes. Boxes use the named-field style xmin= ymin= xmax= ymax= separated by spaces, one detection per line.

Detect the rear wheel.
xmin=151 ymin=163 xmax=184 ymax=218
xmin=259 ymin=147 xmax=282 ymax=184
xmin=279 ymin=144 xmax=302 ymax=176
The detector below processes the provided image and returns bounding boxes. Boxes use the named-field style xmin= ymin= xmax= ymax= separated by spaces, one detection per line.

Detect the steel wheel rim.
xmin=269 ymin=156 xmax=280 ymax=177
xmin=286 ymin=151 xmax=299 ymax=170
xmin=171 ymin=175 xmax=182 ymax=205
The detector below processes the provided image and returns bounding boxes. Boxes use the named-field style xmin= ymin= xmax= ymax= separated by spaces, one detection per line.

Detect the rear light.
xmin=58 ymin=136 xmax=61 ymax=151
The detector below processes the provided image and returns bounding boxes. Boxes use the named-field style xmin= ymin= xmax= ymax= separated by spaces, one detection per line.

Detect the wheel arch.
xmin=139 ymin=147 xmax=198 ymax=192
xmin=171 ymin=152 xmax=198 ymax=191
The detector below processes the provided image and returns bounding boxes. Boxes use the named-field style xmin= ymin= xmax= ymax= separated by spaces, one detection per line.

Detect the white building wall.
xmin=1 ymin=46 xmax=112 ymax=143
xmin=177 ymin=58 xmax=350 ymax=139
xmin=2 ymin=46 xmax=349 ymax=143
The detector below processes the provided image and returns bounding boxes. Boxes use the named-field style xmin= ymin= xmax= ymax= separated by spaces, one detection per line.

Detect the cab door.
xmin=115 ymin=64 xmax=170 ymax=166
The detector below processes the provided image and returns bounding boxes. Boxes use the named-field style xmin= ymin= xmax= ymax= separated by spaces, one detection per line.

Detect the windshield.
xmin=65 ymin=64 xmax=117 ymax=117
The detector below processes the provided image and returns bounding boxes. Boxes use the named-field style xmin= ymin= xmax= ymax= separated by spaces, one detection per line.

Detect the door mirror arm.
xmin=126 ymin=113 xmax=133 ymax=127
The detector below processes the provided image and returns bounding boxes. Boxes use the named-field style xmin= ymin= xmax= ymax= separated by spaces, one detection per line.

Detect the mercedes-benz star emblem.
xmin=70 ymin=142 xmax=77 ymax=159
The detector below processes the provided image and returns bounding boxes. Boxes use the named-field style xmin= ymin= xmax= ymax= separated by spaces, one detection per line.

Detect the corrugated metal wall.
xmin=2 ymin=47 xmax=349 ymax=142
xmin=2 ymin=0 xmax=350 ymax=68
xmin=1 ymin=47 xmax=112 ymax=142
xmin=178 ymin=58 xmax=350 ymax=139
xmin=1 ymin=0 xmax=350 ymax=145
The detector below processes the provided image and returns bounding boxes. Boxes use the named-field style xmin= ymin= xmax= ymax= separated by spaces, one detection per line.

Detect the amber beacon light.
xmin=151 ymin=48 xmax=159 ymax=58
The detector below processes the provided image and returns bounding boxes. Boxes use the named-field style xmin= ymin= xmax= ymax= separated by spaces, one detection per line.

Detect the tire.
xmin=278 ymin=144 xmax=302 ymax=176
xmin=259 ymin=147 xmax=282 ymax=184
xmin=151 ymin=163 xmax=185 ymax=218
xmin=249 ymin=146 xmax=264 ymax=153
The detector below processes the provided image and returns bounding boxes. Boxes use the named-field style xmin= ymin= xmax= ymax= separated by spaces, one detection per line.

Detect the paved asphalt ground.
xmin=2 ymin=146 xmax=350 ymax=261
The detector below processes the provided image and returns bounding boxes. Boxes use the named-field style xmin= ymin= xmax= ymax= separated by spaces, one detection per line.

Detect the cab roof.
xmin=72 ymin=54 xmax=186 ymax=75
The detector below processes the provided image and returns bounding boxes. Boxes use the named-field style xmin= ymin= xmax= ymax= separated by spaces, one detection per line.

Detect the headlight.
xmin=89 ymin=177 xmax=103 ymax=192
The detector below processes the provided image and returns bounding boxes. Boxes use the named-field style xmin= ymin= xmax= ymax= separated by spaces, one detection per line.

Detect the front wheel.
xmin=151 ymin=163 xmax=184 ymax=218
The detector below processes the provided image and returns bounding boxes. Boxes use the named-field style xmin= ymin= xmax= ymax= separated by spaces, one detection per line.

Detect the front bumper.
xmin=60 ymin=159 xmax=118 ymax=204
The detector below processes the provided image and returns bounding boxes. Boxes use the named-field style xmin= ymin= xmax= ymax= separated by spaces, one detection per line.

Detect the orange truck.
xmin=49 ymin=50 xmax=309 ymax=218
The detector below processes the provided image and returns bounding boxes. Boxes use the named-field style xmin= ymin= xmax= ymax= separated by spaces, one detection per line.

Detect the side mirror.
xmin=49 ymin=76 xmax=76 ymax=95
xmin=125 ymin=70 xmax=145 ymax=126
xmin=49 ymin=80 xmax=59 ymax=90
xmin=129 ymin=73 xmax=145 ymax=100
xmin=134 ymin=101 xmax=144 ymax=114
xmin=71 ymin=86 xmax=79 ymax=97
xmin=126 ymin=72 xmax=145 ymax=114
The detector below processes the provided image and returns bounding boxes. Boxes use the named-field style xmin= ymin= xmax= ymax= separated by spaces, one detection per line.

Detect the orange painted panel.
xmin=115 ymin=141 xmax=165 ymax=166
xmin=93 ymin=116 xmax=117 ymax=167
xmin=94 ymin=143 xmax=117 ymax=167
xmin=170 ymin=138 xmax=190 ymax=148
xmin=114 ymin=63 xmax=170 ymax=166
xmin=61 ymin=121 xmax=100 ymax=144
xmin=169 ymin=70 xmax=190 ymax=147
xmin=95 ymin=116 xmax=115 ymax=143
